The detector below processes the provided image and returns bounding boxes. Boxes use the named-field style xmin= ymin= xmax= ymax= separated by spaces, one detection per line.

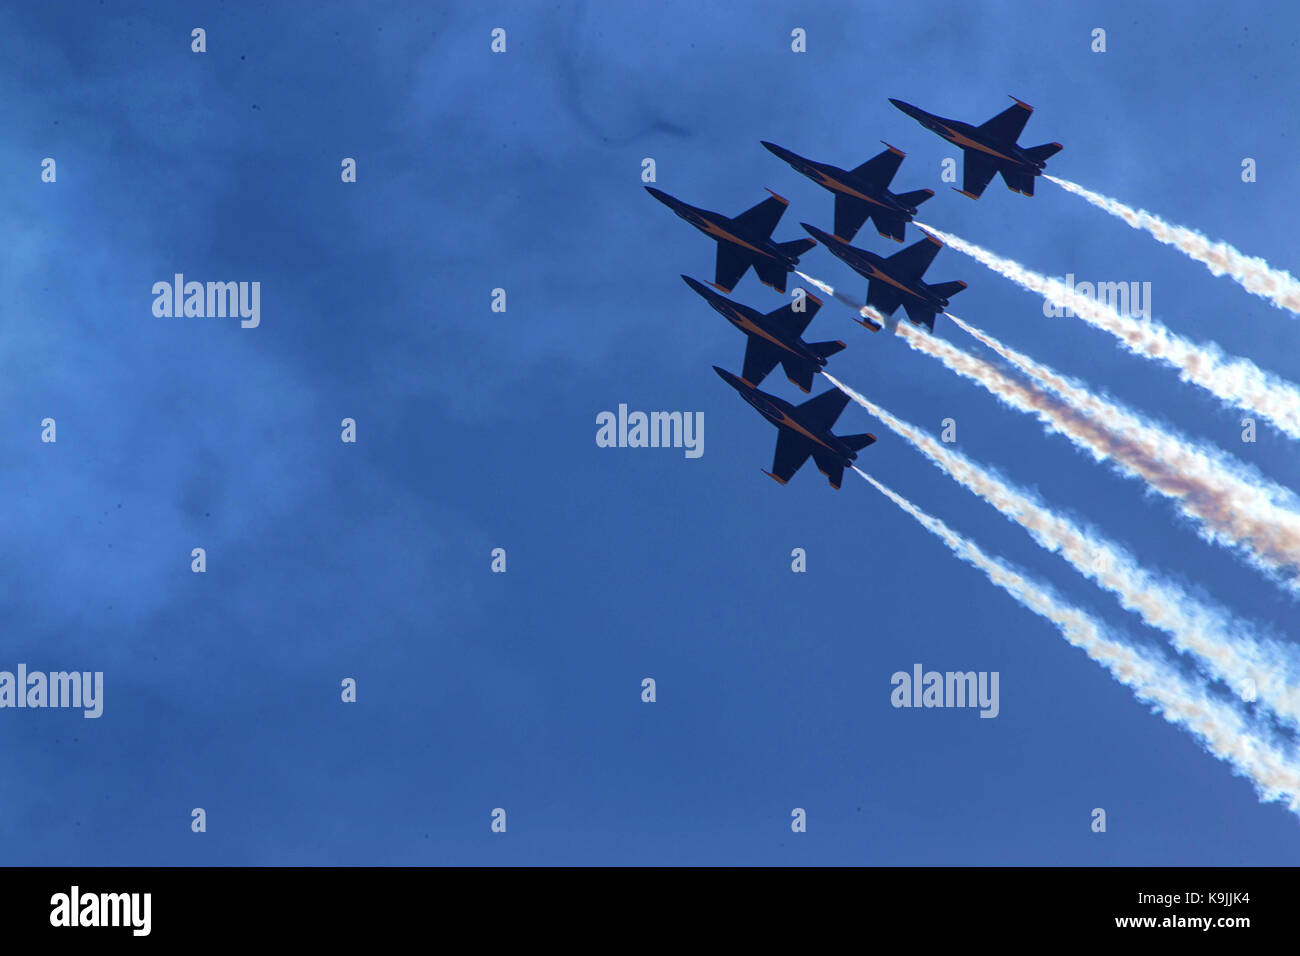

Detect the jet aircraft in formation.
xmin=800 ymin=225 xmax=967 ymax=333
xmin=681 ymin=275 xmax=844 ymax=394
xmin=760 ymin=140 xmax=933 ymax=243
xmin=713 ymin=367 xmax=875 ymax=490
xmin=647 ymin=95 xmax=1059 ymax=487
xmin=889 ymin=96 xmax=1062 ymax=199
xmin=645 ymin=186 xmax=816 ymax=294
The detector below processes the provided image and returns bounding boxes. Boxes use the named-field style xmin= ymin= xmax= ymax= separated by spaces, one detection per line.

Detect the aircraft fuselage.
xmin=712 ymin=299 xmax=821 ymax=366
xmin=723 ymin=372 xmax=854 ymax=460
xmin=650 ymin=191 xmax=794 ymax=266
xmin=835 ymin=248 xmax=950 ymax=310
xmin=892 ymin=101 xmax=1042 ymax=172
xmin=762 ymin=142 xmax=919 ymax=219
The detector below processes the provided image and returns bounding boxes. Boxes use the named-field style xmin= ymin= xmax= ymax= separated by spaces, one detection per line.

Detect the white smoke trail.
xmin=917 ymin=222 xmax=1300 ymax=442
xmin=1046 ymin=174 xmax=1300 ymax=316
xmin=855 ymin=467 xmax=1300 ymax=813
xmin=824 ymin=371 xmax=1300 ymax=726
xmin=806 ymin=270 xmax=1300 ymax=585
xmin=935 ymin=311 xmax=1300 ymax=587
xmin=794 ymin=269 xmax=894 ymax=332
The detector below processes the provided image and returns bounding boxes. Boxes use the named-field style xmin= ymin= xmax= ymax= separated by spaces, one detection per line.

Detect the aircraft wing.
xmin=978 ymin=101 xmax=1033 ymax=143
xmin=767 ymin=429 xmax=813 ymax=484
xmin=848 ymin=146 xmax=904 ymax=189
xmin=833 ymin=196 xmax=873 ymax=242
xmin=866 ymin=280 xmax=904 ymax=316
xmin=740 ymin=337 xmax=783 ymax=388
xmin=766 ymin=296 xmax=821 ymax=339
xmin=958 ymin=151 xmax=999 ymax=199
xmin=795 ymin=386 xmax=851 ymax=432
xmin=884 ymin=235 xmax=943 ymax=281
xmin=732 ymin=193 xmax=789 ymax=238
xmin=714 ymin=242 xmax=752 ymax=293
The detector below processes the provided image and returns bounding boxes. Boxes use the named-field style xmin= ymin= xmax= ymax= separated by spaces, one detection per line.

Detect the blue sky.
xmin=2 ymin=0 xmax=1298 ymax=864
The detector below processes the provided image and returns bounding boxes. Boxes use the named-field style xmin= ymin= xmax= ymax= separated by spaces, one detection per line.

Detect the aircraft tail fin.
xmin=894 ymin=188 xmax=934 ymax=208
xmin=902 ymin=298 xmax=939 ymax=331
xmin=776 ymin=237 xmax=817 ymax=259
xmin=841 ymin=433 xmax=877 ymax=453
xmin=781 ymin=358 xmax=818 ymax=394
xmin=807 ymin=340 xmax=846 ymax=360
xmin=872 ymin=213 xmax=908 ymax=243
xmin=1002 ymin=169 xmax=1037 ymax=196
xmin=811 ymin=449 xmax=846 ymax=490
xmin=753 ymin=257 xmax=791 ymax=293
xmin=782 ymin=340 xmax=845 ymax=392
xmin=928 ymin=280 xmax=967 ymax=301
xmin=1024 ymin=142 xmax=1063 ymax=164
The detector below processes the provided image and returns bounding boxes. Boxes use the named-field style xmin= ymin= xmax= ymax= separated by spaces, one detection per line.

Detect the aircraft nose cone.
xmin=890 ymin=99 xmax=926 ymax=121
xmin=713 ymin=366 xmax=746 ymax=392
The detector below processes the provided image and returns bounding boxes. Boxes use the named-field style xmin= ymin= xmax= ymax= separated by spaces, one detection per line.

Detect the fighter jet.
xmin=761 ymin=140 xmax=934 ymax=243
xmin=889 ymin=96 xmax=1062 ymax=199
xmin=646 ymin=186 xmax=817 ymax=294
xmin=683 ymin=276 xmax=845 ymax=393
xmin=801 ymin=224 xmax=965 ymax=332
xmin=714 ymin=367 xmax=875 ymax=489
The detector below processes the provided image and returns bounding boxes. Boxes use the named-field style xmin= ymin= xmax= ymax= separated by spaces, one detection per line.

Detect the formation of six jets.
xmin=647 ymin=96 xmax=1062 ymax=488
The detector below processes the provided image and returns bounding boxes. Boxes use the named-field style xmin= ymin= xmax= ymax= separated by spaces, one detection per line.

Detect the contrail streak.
xmin=917 ymin=223 xmax=1300 ymax=441
xmin=824 ymin=371 xmax=1300 ymax=727
xmin=1046 ymin=174 xmax=1300 ymax=316
xmin=855 ymin=467 xmax=1300 ymax=813
xmin=936 ymin=311 xmax=1300 ymax=586
xmin=803 ymin=274 xmax=1300 ymax=586
xmin=795 ymin=270 xmax=893 ymax=332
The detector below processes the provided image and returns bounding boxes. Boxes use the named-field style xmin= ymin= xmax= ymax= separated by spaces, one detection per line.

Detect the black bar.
xmin=1 ymin=866 xmax=1287 ymax=942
